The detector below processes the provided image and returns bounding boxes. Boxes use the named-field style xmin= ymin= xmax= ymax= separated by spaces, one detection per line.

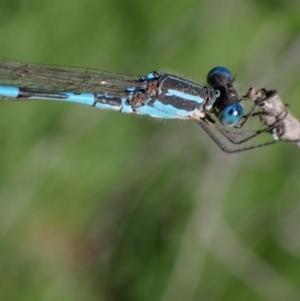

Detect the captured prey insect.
xmin=245 ymin=87 xmax=300 ymax=149
xmin=0 ymin=59 xmax=274 ymax=153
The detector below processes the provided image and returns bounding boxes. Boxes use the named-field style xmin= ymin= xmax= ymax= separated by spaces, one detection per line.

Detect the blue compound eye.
xmin=219 ymin=103 xmax=243 ymax=127
xmin=207 ymin=67 xmax=233 ymax=82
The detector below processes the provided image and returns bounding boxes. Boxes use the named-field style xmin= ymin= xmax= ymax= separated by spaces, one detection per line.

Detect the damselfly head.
xmin=206 ymin=66 xmax=243 ymax=127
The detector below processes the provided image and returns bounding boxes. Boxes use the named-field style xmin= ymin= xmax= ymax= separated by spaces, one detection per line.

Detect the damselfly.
xmin=0 ymin=59 xmax=275 ymax=153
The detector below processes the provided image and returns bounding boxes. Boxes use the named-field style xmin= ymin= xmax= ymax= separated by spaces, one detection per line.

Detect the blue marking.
xmin=145 ymin=73 xmax=156 ymax=80
xmin=94 ymin=101 xmax=121 ymax=111
xmin=126 ymin=87 xmax=136 ymax=92
xmin=135 ymin=102 xmax=175 ymax=119
xmin=0 ymin=85 xmax=19 ymax=98
xmin=152 ymin=101 xmax=192 ymax=118
xmin=120 ymin=98 xmax=134 ymax=113
xmin=166 ymin=89 xmax=204 ymax=104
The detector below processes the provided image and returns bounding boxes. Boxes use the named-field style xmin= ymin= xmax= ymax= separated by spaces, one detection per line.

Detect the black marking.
xmin=146 ymin=96 xmax=199 ymax=111
xmin=93 ymin=93 xmax=123 ymax=107
xmin=207 ymin=72 xmax=240 ymax=113
xmin=18 ymin=87 xmax=68 ymax=99
xmin=159 ymin=74 xmax=207 ymax=97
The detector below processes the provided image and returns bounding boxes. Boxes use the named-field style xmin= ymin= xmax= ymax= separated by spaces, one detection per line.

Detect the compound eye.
xmin=215 ymin=90 xmax=221 ymax=98
xmin=207 ymin=67 xmax=233 ymax=82
xmin=218 ymin=103 xmax=243 ymax=127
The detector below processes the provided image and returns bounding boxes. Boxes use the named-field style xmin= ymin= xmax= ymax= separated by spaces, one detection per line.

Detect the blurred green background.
xmin=0 ymin=0 xmax=300 ymax=300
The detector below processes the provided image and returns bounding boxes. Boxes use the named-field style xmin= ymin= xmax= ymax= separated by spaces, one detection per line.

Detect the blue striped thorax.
xmin=131 ymin=67 xmax=242 ymax=124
